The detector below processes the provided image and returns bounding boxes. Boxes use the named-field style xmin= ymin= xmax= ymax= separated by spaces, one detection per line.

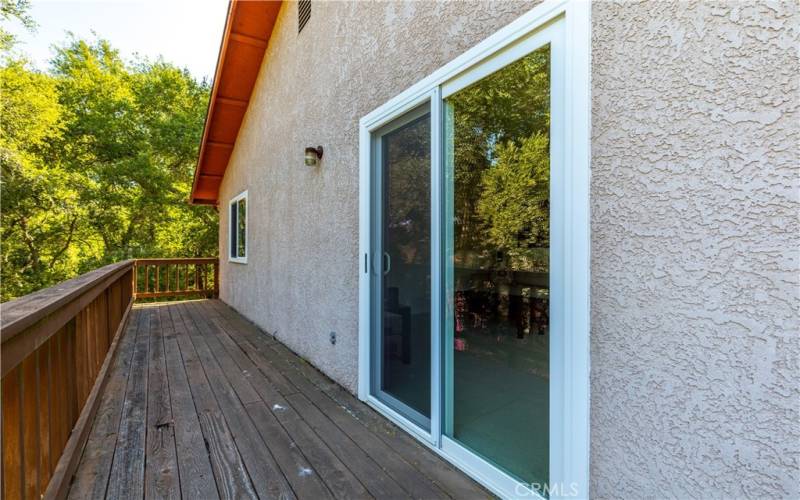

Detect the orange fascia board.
xmin=190 ymin=0 xmax=282 ymax=205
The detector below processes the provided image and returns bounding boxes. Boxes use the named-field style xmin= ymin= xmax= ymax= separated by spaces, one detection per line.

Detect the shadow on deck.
xmin=67 ymin=299 xmax=488 ymax=499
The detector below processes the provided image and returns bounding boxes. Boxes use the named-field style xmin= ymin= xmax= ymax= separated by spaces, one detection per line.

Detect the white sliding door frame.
xmin=358 ymin=1 xmax=591 ymax=497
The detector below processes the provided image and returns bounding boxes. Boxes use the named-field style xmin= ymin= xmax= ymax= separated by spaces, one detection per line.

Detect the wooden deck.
xmin=66 ymin=299 xmax=488 ymax=499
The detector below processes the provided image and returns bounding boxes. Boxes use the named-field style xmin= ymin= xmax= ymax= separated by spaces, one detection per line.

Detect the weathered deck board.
xmin=169 ymin=303 xmax=256 ymax=499
xmin=216 ymin=299 xmax=489 ymax=500
xmin=201 ymin=310 xmax=371 ymax=500
xmin=162 ymin=307 xmax=219 ymax=499
xmin=144 ymin=305 xmax=180 ymax=499
xmin=187 ymin=302 xmax=348 ymax=500
xmin=67 ymin=299 xmax=488 ymax=499
xmin=67 ymin=307 xmax=141 ymax=499
xmin=177 ymin=302 xmax=295 ymax=500
xmin=106 ymin=306 xmax=150 ymax=499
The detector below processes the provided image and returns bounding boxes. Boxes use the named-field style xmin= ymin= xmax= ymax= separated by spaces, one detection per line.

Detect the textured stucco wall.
xmin=590 ymin=2 xmax=798 ymax=498
xmin=218 ymin=1 xmax=799 ymax=497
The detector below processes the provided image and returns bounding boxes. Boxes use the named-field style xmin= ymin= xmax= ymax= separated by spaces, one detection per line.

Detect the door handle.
xmin=383 ymin=252 xmax=391 ymax=275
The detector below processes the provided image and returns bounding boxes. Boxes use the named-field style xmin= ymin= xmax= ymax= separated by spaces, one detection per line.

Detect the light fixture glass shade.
xmin=305 ymin=146 xmax=323 ymax=166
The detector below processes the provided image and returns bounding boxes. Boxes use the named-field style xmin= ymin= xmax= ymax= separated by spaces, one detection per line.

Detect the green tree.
xmin=448 ymin=44 xmax=550 ymax=270
xmin=0 ymin=58 xmax=89 ymax=298
xmin=476 ymin=132 xmax=549 ymax=271
xmin=1 ymin=35 xmax=216 ymax=301
xmin=49 ymin=38 xmax=215 ymax=266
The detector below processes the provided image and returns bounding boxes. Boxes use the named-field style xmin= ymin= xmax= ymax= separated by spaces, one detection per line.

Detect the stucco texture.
xmin=217 ymin=1 xmax=799 ymax=498
xmin=590 ymin=1 xmax=798 ymax=498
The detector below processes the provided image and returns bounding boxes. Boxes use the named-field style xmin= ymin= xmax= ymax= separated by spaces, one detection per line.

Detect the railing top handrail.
xmin=134 ymin=257 xmax=218 ymax=265
xmin=1 ymin=260 xmax=134 ymax=342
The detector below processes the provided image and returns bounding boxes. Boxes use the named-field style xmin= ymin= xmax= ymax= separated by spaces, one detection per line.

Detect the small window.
xmin=229 ymin=191 xmax=247 ymax=263
xmin=298 ymin=0 xmax=311 ymax=33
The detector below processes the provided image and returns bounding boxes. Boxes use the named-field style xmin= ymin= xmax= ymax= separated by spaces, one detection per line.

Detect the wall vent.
xmin=298 ymin=0 xmax=311 ymax=33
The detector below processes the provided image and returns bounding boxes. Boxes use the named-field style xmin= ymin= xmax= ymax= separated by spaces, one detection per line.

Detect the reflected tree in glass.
xmin=445 ymin=44 xmax=551 ymax=492
xmin=237 ymin=198 xmax=246 ymax=257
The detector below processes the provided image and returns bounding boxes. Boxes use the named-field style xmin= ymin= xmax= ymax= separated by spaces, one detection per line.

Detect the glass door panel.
xmin=371 ymin=104 xmax=432 ymax=429
xmin=444 ymin=44 xmax=551 ymax=489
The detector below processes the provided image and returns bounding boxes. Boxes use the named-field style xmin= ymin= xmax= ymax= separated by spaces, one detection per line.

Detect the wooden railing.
xmin=1 ymin=257 xmax=219 ymax=499
xmin=1 ymin=261 xmax=134 ymax=500
xmin=134 ymin=258 xmax=219 ymax=300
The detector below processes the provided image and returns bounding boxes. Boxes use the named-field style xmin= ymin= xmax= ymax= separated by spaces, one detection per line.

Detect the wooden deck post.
xmin=213 ymin=260 xmax=220 ymax=298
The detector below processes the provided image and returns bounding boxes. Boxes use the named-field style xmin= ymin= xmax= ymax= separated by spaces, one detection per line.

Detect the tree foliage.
xmin=1 ymin=0 xmax=35 ymax=52
xmin=477 ymin=132 xmax=549 ymax=270
xmin=448 ymin=45 xmax=550 ymax=271
xmin=1 ymin=28 xmax=216 ymax=301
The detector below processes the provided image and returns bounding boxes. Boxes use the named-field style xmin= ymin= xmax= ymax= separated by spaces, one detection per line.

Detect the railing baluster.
xmin=2 ymin=365 xmax=23 ymax=499
xmin=65 ymin=320 xmax=77 ymax=426
xmin=21 ymin=355 xmax=39 ymax=499
xmin=37 ymin=337 xmax=52 ymax=492
xmin=50 ymin=330 xmax=64 ymax=459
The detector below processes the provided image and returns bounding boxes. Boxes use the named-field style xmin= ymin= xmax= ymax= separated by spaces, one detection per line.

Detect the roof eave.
xmin=190 ymin=0 xmax=282 ymax=205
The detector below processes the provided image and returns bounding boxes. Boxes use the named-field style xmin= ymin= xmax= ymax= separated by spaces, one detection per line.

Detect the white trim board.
xmin=228 ymin=189 xmax=248 ymax=264
xmin=358 ymin=1 xmax=591 ymax=498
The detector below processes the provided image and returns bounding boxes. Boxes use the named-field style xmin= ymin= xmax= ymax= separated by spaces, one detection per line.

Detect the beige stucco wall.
xmin=217 ymin=1 xmax=799 ymax=498
xmin=590 ymin=2 xmax=798 ymax=498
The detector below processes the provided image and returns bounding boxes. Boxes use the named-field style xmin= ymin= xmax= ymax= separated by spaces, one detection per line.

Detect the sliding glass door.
xmin=361 ymin=6 xmax=589 ymax=497
xmin=370 ymin=37 xmax=556 ymax=494
xmin=370 ymin=104 xmax=433 ymax=430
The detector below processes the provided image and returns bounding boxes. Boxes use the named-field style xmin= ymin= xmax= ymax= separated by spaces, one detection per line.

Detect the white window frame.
xmin=228 ymin=190 xmax=248 ymax=264
xmin=358 ymin=1 xmax=591 ymax=498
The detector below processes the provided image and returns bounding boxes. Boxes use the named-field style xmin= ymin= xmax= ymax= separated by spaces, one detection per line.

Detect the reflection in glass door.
xmin=371 ymin=104 xmax=432 ymax=429
xmin=444 ymin=44 xmax=552 ymax=490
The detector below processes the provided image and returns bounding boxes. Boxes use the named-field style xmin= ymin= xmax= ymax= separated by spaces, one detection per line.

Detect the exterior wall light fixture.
xmin=304 ymin=146 xmax=323 ymax=166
